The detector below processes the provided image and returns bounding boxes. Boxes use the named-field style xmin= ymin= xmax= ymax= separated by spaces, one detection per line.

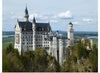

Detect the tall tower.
xmin=67 ymin=22 xmax=74 ymax=45
xmin=32 ymin=16 xmax=36 ymax=50
xmin=56 ymin=30 xmax=59 ymax=37
xmin=24 ymin=6 xmax=29 ymax=22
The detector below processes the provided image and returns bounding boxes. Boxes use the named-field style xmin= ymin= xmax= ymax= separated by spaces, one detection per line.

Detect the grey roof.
xmin=19 ymin=22 xmax=32 ymax=31
xmin=35 ymin=23 xmax=51 ymax=32
xmin=16 ymin=21 xmax=51 ymax=32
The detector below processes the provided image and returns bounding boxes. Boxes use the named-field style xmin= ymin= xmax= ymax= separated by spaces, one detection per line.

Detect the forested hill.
xmin=3 ymin=40 xmax=98 ymax=72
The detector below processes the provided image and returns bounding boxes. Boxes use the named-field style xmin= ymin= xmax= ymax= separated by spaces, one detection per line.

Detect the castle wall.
xmin=52 ymin=37 xmax=58 ymax=61
xmin=21 ymin=32 xmax=33 ymax=52
xmin=42 ymin=32 xmax=50 ymax=53
xmin=14 ymin=31 xmax=22 ymax=55
xmin=58 ymin=39 xmax=68 ymax=65
xmin=14 ymin=23 xmax=22 ymax=55
xmin=32 ymin=23 xmax=36 ymax=50
xmin=59 ymin=39 xmax=64 ymax=65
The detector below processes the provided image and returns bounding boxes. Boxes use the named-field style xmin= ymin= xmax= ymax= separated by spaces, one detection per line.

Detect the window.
xmin=15 ymin=34 xmax=20 ymax=44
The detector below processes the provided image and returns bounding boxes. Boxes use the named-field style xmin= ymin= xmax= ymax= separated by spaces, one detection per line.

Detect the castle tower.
xmin=56 ymin=31 xmax=59 ymax=63
xmin=59 ymin=39 xmax=64 ymax=65
xmin=90 ymin=39 xmax=93 ymax=49
xmin=24 ymin=6 xmax=29 ymax=22
xmin=32 ymin=16 xmax=36 ymax=50
xmin=56 ymin=30 xmax=59 ymax=37
xmin=49 ymin=30 xmax=52 ymax=37
xmin=67 ymin=22 xmax=74 ymax=45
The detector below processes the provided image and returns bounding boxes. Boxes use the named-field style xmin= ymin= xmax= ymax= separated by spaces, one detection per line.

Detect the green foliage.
xmin=6 ymin=44 xmax=14 ymax=53
xmin=60 ymin=39 xmax=98 ymax=72
xmin=72 ymin=56 xmax=77 ymax=63
xmin=3 ymin=45 xmax=59 ymax=72
xmin=75 ymin=40 xmax=89 ymax=59
xmin=46 ymin=56 xmax=60 ymax=72
xmin=2 ymin=37 xmax=14 ymax=49
xmin=60 ymin=58 xmax=72 ymax=72
xmin=89 ymin=44 xmax=98 ymax=72
xmin=93 ymin=39 xmax=98 ymax=47
xmin=3 ymin=40 xmax=98 ymax=72
xmin=3 ymin=50 xmax=24 ymax=72
xmin=3 ymin=37 xmax=14 ymax=42
xmin=3 ymin=43 xmax=14 ymax=49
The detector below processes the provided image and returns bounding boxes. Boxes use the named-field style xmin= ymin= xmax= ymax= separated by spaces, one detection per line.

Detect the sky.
xmin=2 ymin=0 xmax=98 ymax=32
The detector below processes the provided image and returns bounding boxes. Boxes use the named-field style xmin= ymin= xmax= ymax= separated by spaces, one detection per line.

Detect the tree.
xmin=89 ymin=44 xmax=98 ymax=72
xmin=46 ymin=57 xmax=59 ymax=72
xmin=6 ymin=44 xmax=14 ymax=53
xmin=3 ymin=52 xmax=24 ymax=72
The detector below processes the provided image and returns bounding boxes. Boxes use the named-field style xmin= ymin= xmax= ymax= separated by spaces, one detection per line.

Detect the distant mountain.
xmin=2 ymin=31 xmax=98 ymax=37
xmin=2 ymin=31 xmax=15 ymax=35
xmin=52 ymin=30 xmax=98 ymax=36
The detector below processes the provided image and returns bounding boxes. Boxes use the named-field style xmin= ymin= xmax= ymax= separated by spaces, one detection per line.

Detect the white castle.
xmin=14 ymin=6 xmax=74 ymax=65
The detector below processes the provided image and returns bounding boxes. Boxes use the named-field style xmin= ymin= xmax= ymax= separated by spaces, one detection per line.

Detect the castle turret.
xmin=33 ymin=16 xmax=36 ymax=23
xmin=59 ymin=39 xmax=64 ymax=65
xmin=56 ymin=31 xmax=59 ymax=63
xmin=90 ymin=39 xmax=93 ymax=49
xmin=56 ymin=30 xmax=59 ymax=37
xmin=24 ymin=6 xmax=29 ymax=22
xmin=32 ymin=16 xmax=36 ymax=50
xmin=49 ymin=30 xmax=52 ymax=37
xmin=67 ymin=22 xmax=74 ymax=45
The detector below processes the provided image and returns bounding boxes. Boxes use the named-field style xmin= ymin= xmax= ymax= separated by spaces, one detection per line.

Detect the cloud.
xmin=52 ymin=15 xmax=57 ymax=19
xmin=29 ymin=13 xmax=48 ymax=20
xmin=82 ymin=18 xmax=93 ymax=23
xmin=51 ymin=10 xmax=73 ymax=19
xmin=58 ymin=10 xmax=73 ymax=19
xmin=10 ymin=12 xmax=14 ymax=15
xmin=72 ymin=21 xmax=79 ymax=24
xmin=11 ymin=16 xmax=23 ymax=19
xmin=50 ymin=20 xmax=58 ymax=23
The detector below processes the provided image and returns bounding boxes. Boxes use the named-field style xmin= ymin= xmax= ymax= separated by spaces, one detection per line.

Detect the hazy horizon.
xmin=2 ymin=30 xmax=98 ymax=32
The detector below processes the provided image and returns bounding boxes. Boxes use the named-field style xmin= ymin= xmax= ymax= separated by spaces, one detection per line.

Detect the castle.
xmin=14 ymin=6 xmax=74 ymax=65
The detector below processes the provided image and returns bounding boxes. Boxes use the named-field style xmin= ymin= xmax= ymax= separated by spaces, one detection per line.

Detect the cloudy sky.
xmin=3 ymin=0 xmax=98 ymax=31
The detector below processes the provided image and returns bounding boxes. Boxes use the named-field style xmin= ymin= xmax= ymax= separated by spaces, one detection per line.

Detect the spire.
xmin=17 ymin=18 xmax=19 ymax=23
xmin=48 ymin=21 xmax=50 ymax=24
xmin=69 ymin=22 xmax=72 ymax=25
xmin=33 ymin=16 xmax=36 ymax=23
xmin=24 ymin=4 xmax=29 ymax=22
xmin=69 ymin=22 xmax=73 ymax=27
xmin=25 ymin=5 xmax=28 ymax=15
xmin=56 ymin=30 xmax=59 ymax=37
xmin=17 ymin=18 xmax=19 ymax=22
